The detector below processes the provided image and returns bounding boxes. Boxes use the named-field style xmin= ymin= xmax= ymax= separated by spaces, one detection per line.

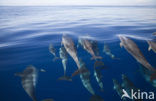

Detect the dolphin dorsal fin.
xmin=148 ymin=45 xmax=152 ymax=51
xmin=120 ymin=42 xmax=123 ymax=48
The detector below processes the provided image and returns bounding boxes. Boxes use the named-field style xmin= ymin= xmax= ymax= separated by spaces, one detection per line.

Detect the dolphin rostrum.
xmin=15 ymin=65 xmax=39 ymax=101
xmin=78 ymin=38 xmax=102 ymax=60
xmin=147 ymin=40 xmax=156 ymax=53
xmin=94 ymin=61 xmax=105 ymax=91
xmin=103 ymin=43 xmax=120 ymax=60
xmin=58 ymin=46 xmax=72 ymax=81
xmin=49 ymin=44 xmax=60 ymax=61
xmin=119 ymin=35 xmax=156 ymax=72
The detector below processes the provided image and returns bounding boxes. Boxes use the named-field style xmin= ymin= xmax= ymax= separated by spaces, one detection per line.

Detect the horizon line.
xmin=0 ymin=4 xmax=156 ymax=7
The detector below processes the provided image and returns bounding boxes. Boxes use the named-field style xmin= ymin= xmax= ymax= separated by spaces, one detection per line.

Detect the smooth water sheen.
xmin=0 ymin=6 xmax=156 ymax=101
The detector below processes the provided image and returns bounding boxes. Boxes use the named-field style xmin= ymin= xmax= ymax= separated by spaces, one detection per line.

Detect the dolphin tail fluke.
xmin=94 ymin=61 xmax=107 ymax=70
xmin=90 ymin=95 xmax=104 ymax=101
xmin=91 ymin=56 xmax=102 ymax=60
xmin=72 ymin=68 xmax=88 ymax=77
xmin=58 ymin=75 xmax=72 ymax=81
xmin=52 ymin=57 xmax=60 ymax=62
xmin=71 ymin=69 xmax=82 ymax=77
xmin=94 ymin=61 xmax=104 ymax=68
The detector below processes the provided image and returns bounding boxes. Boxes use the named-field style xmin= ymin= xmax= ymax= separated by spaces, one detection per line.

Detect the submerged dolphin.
xmin=49 ymin=44 xmax=59 ymax=61
xmin=147 ymin=40 xmax=156 ymax=53
xmin=79 ymin=59 xmax=104 ymax=101
xmin=78 ymin=38 xmax=102 ymax=60
xmin=121 ymin=74 xmax=138 ymax=94
xmin=139 ymin=64 xmax=156 ymax=88
xmin=62 ymin=35 xmax=80 ymax=69
xmin=15 ymin=65 xmax=38 ymax=101
xmin=103 ymin=43 xmax=120 ymax=60
xmin=94 ymin=61 xmax=105 ymax=91
xmin=58 ymin=46 xmax=72 ymax=81
xmin=79 ymin=59 xmax=95 ymax=95
xmin=121 ymin=74 xmax=143 ymax=101
xmin=119 ymin=35 xmax=156 ymax=72
xmin=91 ymin=40 xmax=100 ymax=56
xmin=113 ymin=79 xmax=127 ymax=101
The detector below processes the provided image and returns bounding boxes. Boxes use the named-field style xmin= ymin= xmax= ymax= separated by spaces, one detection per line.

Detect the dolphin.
xmin=78 ymin=59 xmax=104 ymax=101
xmin=58 ymin=46 xmax=72 ymax=81
xmin=121 ymin=74 xmax=143 ymax=101
xmin=49 ymin=44 xmax=60 ymax=61
xmin=94 ymin=61 xmax=105 ymax=91
xmin=78 ymin=38 xmax=102 ymax=60
xmin=15 ymin=65 xmax=38 ymax=101
xmin=147 ymin=40 xmax=156 ymax=53
xmin=119 ymin=35 xmax=156 ymax=72
xmin=79 ymin=59 xmax=95 ymax=95
xmin=103 ymin=43 xmax=120 ymax=60
xmin=91 ymin=40 xmax=100 ymax=56
xmin=62 ymin=35 xmax=80 ymax=69
xmin=113 ymin=79 xmax=127 ymax=101
xmin=121 ymin=74 xmax=138 ymax=94
xmin=139 ymin=64 xmax=156 ymax=88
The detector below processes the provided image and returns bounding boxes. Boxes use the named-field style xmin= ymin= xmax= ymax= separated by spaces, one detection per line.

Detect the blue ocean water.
xmin=0 ymin=6 xmax=156 ymax=101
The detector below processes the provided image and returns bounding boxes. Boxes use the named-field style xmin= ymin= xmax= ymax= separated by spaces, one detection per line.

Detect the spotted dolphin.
xmin=15 ymin=65 xmax=38 ymax=101
xmin=49 ymin=44 xmax=60 ymax=61
xmin=94 ymin=61 xmax=105 ymax=91
xmin=121 ymin=74 xmax=138 ymax=95
xmin=91 ymin=40 xmax=100 ymax=56
xmin=62 ymin=35 xmax=80 ymax=69
xmin=119 ymin=35 xmax=156 ymax=72
xmin=79 ymin=59 xmax=95 ymax=95
xmin=103 ymin=43 xmax=120 ymax=60
xmin=139 ymin=64 xmax=156 ymax=88
xmin=78 ymin=38 xmax=102 ymax=60
xmin=121 ymin=74 xmax=143 ymax=101
xmin=79 ymin=59 xmax=104 ymax=101
xmin=113 ymin=79 xmax=127 ymax=101
xmin=58 ymin=46 xmax=72 ymax=81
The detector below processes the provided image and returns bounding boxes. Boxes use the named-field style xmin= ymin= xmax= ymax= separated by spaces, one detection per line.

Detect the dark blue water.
xmin=0 ymin=6 xmax=156 ymax=101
